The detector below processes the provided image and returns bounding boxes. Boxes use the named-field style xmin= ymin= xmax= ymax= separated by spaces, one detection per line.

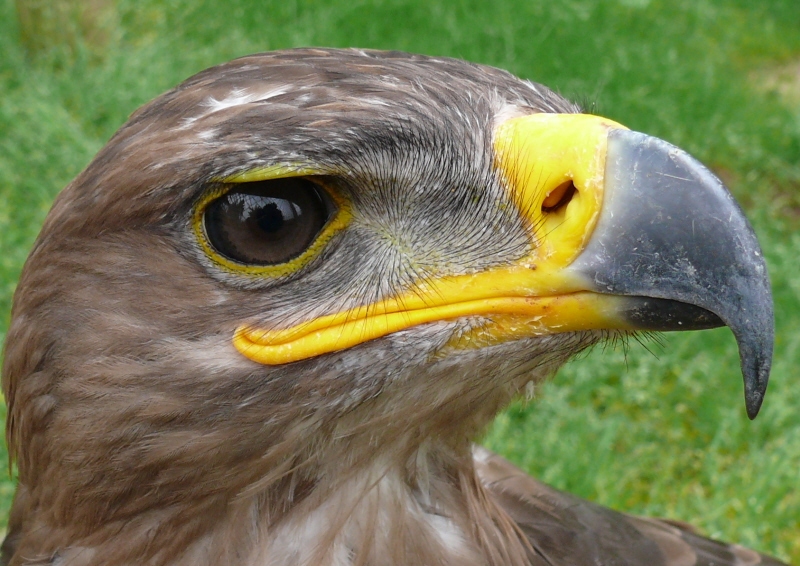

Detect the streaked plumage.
xmin=0 ymin=49 xmax=784 ymax=565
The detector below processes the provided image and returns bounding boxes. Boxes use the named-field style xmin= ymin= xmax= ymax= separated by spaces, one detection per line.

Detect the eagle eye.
xmin=203 ymin=178 xmax=336 ymax=266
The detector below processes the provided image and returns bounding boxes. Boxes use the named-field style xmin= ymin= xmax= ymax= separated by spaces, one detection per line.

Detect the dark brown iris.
xmin=204 ymin=178 xmax=334 ymax=265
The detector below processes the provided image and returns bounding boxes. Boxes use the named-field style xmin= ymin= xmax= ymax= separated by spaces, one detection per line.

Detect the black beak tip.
xmin=739 ymin=334 xmax=772 ymax=420
xmin=746 ymin=391 xmax=763 ymax=420
xmin=746 ymin=391 xmax=764 ymax=420
xmin=744 ymin=364 xmax=770 ymax=420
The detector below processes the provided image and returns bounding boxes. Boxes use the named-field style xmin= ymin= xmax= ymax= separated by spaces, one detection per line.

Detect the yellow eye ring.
xmin=192 ymin=174 xmax=352 ymax=279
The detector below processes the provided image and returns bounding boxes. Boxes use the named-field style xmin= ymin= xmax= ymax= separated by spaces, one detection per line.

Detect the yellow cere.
xmin=233 ymin=114 xmax=633 ymax=366
xmin=493 ymin=113 xmax=627 ymax=269
xmin=194 ymin=166 xmax=352 ymax=279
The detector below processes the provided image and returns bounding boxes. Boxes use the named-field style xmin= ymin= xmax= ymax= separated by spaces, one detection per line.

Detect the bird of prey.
xmin=0 ymin=48 xmax=782 ymax=566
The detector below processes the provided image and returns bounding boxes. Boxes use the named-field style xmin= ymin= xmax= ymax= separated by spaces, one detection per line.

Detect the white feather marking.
xmin=175 ymin=86 xmax=292 ymax=132
xmin=203 ymin=86 xmax=290 ymax=113
xmin=203 ymin=89 xmax=259 ymax=113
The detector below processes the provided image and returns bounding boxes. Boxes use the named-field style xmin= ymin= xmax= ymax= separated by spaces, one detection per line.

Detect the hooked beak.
xmin=567 ymin=129 xmax=773 ymax=419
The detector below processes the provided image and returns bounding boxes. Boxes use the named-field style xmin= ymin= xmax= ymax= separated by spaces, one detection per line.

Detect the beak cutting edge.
xmin=568 ymin=129 xmax=774 ymax=419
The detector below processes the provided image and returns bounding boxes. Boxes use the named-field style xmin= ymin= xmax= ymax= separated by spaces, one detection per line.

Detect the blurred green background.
xmin=1 ymin=0 xmax=798 ymax=561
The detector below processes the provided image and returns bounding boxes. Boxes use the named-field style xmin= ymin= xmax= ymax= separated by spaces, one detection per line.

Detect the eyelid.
xmin=192 ymin=176 xmax=352 ymax=279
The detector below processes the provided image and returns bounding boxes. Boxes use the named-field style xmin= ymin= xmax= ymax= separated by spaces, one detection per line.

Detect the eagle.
xmin=0 ymin=48 xmax=782 ymax=566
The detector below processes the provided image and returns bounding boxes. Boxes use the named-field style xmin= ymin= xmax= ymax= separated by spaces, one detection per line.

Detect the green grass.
xmin=1 ymin=0 xmax=798 ymax=561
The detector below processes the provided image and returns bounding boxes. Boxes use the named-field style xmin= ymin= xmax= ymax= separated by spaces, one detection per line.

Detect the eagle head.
xmin=1 ymin=49 xmax=774 ymax=566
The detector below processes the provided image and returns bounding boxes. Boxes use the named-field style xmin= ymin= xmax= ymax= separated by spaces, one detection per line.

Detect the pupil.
xmin=256 ymin=201 xmax=287 ymax=233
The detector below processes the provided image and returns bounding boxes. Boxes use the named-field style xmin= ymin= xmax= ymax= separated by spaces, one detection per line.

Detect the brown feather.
xmin=476 ymin=448 xmax=787 ymax=566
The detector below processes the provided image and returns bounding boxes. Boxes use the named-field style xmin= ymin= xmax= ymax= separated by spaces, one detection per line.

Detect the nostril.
xmin=542 ymin=180 xmax=577 ymax=213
